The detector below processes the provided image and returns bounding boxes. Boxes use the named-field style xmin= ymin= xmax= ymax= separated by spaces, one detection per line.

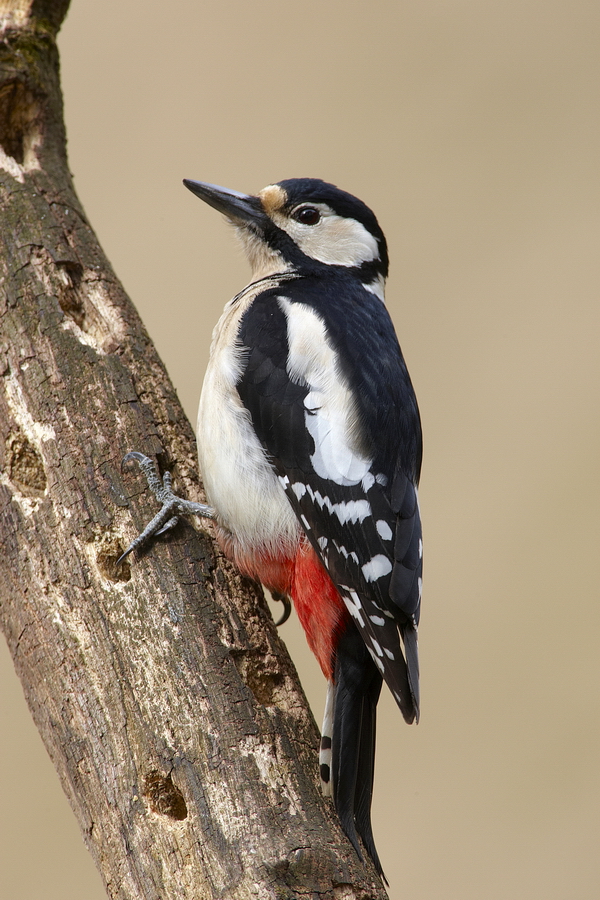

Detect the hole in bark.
xmin=234 ymin=653 xmax=284 ymax=706
xmin=29 ymin=249 xmax=87 ymax=330
xmin=95 ymin=533 xmax=131 ymax=582
xmin=6 ymin=433 xmax=46 ymax=493
xmin=56 ymin=261 xmax=85 ymax=328
xmin=143 ymin=771 xmax=188 ymax=820
xmin=0 ymin=80 xmax=38 ymax=165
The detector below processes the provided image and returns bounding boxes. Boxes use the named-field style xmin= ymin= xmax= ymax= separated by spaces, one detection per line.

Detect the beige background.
xmin=1 ymin=1 xmax=600 ymax=898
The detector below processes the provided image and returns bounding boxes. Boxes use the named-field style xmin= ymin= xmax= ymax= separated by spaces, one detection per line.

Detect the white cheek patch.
xmin=271 ymin=204 xmax=380 ymax=268
xmin=278 ymin=297 xmax=373 ymax=486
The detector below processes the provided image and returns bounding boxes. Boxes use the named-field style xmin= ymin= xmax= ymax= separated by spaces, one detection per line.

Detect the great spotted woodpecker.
xmin=121 ymin=178 xmax=423 ymax=879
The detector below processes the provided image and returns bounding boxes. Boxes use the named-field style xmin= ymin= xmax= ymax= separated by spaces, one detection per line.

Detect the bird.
xmin=120 ymin=177 xmax=423 ymax=880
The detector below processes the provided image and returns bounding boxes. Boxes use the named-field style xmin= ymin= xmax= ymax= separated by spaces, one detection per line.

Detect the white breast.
xmin=197 ymin=278 xmax=301 ymax=556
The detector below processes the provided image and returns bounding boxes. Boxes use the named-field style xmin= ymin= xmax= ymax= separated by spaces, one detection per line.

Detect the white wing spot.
xmin=367 ymin=645 xmax=385 ymax=674
xmin=308 ymin=488 xmax=332 ymax=514
xmin=291 ymin=482 xmax=307 ymax=499
xmin=362 ymin=472 xmax=375 ymax=491
xmin=333 ymin=498 xmax=371 ymax=525
xmin=418 ymin=538 xmax=423 ymax=559
xmin=372 ymin=600 xmax=395 ymax=619
xmin=333 ymin=541 xmax=359 ymax=566
xmin=418 ymin=576 xmax=423 ymax=599
xmin=340 ymin=587 xmax=365 ymax=628
xmin=370 ymin=636 xmax=384 ymax=657
xmin=304 ymin=485 xmax=371 ymax=525
xmin=362 ymin=555 xmax=392 ymax=582
xmin=376 ymin=520 xmax=393 ymax=541
xmin=375 ymin=473 xmax=388 ymax=486
xmin=369 ymin=614 xmax=386 ymax=626
xmin=383 ymin=647 xmax=395 ymax=660
xmin=317 ymin=536 xmax=328 ymax=551
xmin=300 ymin=514 xmax=311 ymax=530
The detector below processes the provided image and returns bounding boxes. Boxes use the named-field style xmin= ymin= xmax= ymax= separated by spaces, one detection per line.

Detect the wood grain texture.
xmin=0 ymin=2 xmax=387 ymax=897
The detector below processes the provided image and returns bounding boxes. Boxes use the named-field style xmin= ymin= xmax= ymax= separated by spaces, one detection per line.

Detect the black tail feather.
xmin=332 ymin=622 xmax=386 ymax=881
xmin=353 ymin=670 xmax=384 ymax=879
xmin=401 ymin=619 xmax=420 ymax=722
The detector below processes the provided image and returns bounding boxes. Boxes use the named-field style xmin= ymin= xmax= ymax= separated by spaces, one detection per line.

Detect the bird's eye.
xmin=292 ymin=206 xmax=321 ymax=226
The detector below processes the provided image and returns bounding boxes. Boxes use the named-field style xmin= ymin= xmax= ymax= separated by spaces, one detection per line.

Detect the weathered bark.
xmin=0 ymin=2 xmax=387 ymax=898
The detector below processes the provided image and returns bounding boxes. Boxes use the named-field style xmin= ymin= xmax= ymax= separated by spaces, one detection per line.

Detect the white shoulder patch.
xmin=278 ymin=297 xmax=373 ymax=486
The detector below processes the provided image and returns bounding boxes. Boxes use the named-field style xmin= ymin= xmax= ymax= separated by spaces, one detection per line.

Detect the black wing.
xmin=236 ymin=275 xmax=423 ymax=720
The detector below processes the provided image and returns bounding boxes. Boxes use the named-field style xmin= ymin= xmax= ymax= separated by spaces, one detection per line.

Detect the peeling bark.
xmin=0 ymin=2 xmax=388 ymax=898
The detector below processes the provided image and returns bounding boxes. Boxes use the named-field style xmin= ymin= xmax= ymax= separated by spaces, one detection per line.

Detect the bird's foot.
xmin=118 ymin=451 xmax=215 ymax=564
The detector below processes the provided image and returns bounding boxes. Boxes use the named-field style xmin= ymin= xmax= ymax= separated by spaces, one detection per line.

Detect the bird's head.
xmin=183 ymin=177 xmax=388 ymax=298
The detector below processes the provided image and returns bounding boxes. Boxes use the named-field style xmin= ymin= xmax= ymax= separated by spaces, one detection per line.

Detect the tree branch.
xmin=0 ymin=2 xmax=387 ymax=897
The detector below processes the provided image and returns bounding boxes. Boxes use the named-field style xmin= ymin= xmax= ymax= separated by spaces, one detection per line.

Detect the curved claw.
xmin=121 ymin=450 xmax=149 ymax=469
xmin=271 ymin=591 xmax=292 ymax=627
xmin=154 ymin=515 xmax=180 ymax=537
xmin=116 ymin=544 xmax=135 ymax=566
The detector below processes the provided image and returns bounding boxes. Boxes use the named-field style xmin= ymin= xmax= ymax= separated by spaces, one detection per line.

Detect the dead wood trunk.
xmin=0 ymin=2 xmax=387 ymax=898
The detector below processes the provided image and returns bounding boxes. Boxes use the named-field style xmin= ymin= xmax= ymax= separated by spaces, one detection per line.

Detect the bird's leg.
xmin=117 ymin=451 xmax=215 ymax=564
xmin=119 ymin=453 xmax=291 ymax=630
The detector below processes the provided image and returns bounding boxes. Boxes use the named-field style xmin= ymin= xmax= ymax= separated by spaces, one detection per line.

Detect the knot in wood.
xmin=6 ymin=432 xmax=46 ymax=492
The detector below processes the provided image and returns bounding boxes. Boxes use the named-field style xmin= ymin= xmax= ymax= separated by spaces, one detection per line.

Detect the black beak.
xmin=183 ymin=179 xmax=266 ymax=227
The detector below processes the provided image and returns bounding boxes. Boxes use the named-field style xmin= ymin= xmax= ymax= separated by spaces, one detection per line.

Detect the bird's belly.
xmin=197 ymin=321 xmax=300 ymax=564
